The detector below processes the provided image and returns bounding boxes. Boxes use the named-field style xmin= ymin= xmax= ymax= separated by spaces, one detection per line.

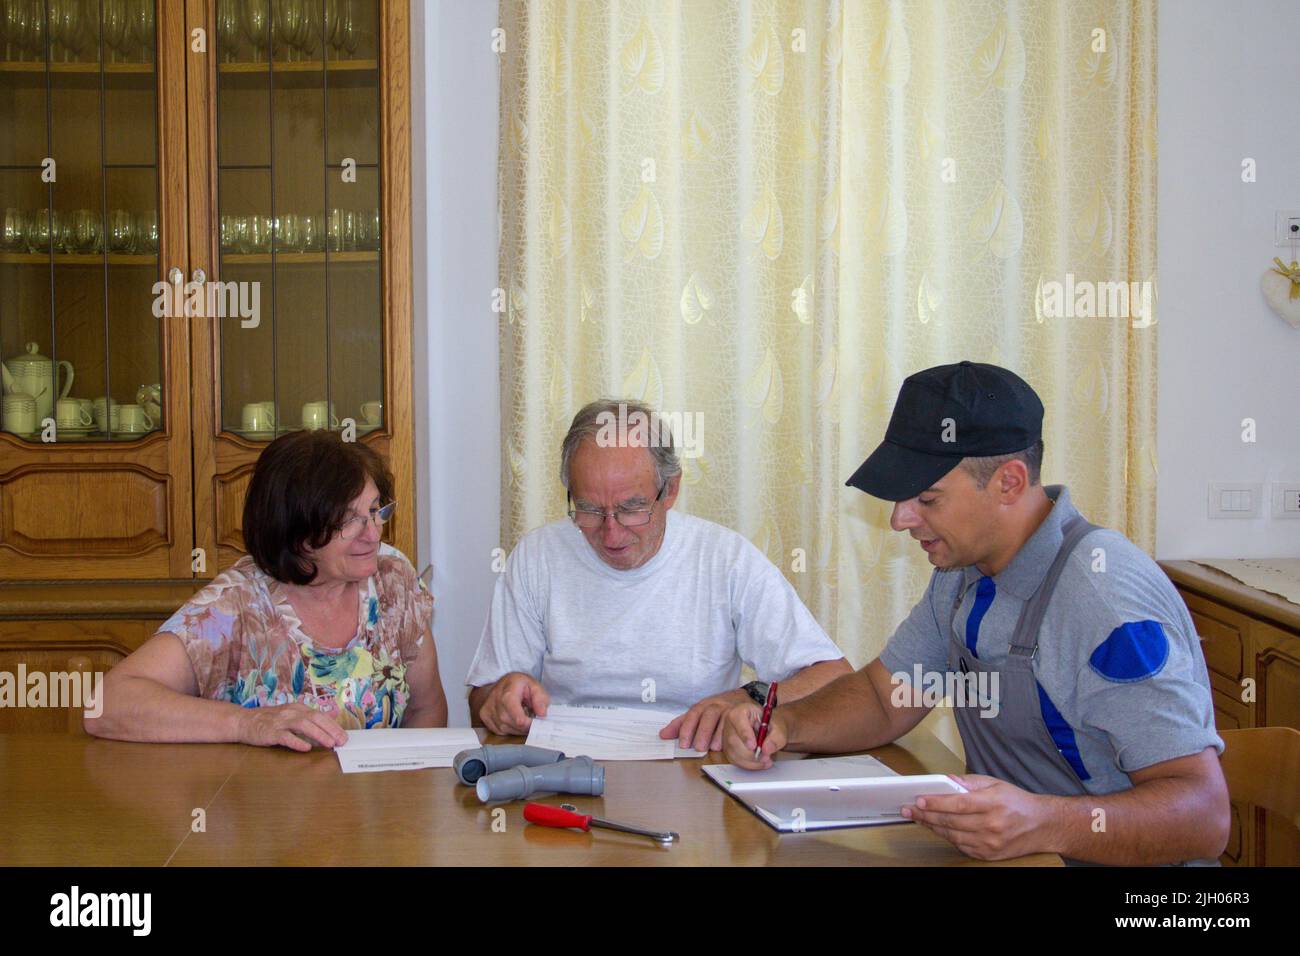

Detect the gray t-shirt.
xmin=881 ymin=485 xmax=1223 ymax=798
xmin=466 ymin=509 xmax=844 ymax=712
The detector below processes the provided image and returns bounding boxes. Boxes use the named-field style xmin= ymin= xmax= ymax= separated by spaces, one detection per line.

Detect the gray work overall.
xmin=948 ymin=514 xmax=1100 ymax=798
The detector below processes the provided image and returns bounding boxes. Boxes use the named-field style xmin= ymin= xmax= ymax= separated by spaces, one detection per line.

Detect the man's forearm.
xmin=466 ymin=684 xmax=492 ymax=727
xmin=1040 ymin=776 xmax=1229 ymax=865
xmin=774 ymin=658 xmax=853 ymax=703
xmin=782 ymin=668 xmax=896 ymax=754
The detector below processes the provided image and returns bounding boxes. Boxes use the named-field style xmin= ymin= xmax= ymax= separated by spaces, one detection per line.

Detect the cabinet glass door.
xmin=213 ymin=0 xmax=384 ymax=442
xmin=0 ymin=0 xmax=162 ymax=443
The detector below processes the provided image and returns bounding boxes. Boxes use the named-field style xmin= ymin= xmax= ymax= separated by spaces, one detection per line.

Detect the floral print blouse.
xmin=159 ymin=545 xmax=433 ymax=730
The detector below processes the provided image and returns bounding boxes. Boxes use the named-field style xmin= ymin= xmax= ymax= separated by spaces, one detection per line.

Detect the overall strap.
xmin=1008 ymin=514 xmax=1101 ymax=658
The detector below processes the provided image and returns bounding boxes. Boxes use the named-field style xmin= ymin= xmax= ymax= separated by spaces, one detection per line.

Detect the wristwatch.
xmin=742 ymin=680 xmax=770 ymax=705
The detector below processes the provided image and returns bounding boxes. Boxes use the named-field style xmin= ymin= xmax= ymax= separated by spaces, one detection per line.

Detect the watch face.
xmin=746 ymin=681 xmax=769 ymax=704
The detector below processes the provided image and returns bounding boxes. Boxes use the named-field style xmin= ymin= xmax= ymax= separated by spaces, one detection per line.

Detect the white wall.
xmin=1156 ymin=0 xmax=1300 ymax=559
xmin=411 ymin=0 xmax=501 ymax=726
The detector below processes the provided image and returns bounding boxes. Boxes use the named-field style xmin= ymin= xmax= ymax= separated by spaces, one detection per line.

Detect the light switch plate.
xmin=1208 ymin=482 xmax=1263 ymax=519
xmin=1270 ymin=482 xmax=1300 ymax=518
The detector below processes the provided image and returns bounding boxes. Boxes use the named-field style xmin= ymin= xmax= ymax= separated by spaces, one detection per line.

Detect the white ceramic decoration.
xmin=1261 ymin=258 xmax=1300 ymax=329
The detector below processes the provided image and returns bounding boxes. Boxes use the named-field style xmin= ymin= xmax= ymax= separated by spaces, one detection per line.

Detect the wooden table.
xmin=0 ymin=727 xmax=1061 ymax=866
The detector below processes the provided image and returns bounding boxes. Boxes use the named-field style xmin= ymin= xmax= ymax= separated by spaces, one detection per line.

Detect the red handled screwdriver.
xmin=524 ymin=802 xmax=679 ymax=844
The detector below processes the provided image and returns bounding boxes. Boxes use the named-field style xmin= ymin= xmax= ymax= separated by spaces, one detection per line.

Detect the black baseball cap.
xmin=845 ymin=361 xmax=1044 ymax=502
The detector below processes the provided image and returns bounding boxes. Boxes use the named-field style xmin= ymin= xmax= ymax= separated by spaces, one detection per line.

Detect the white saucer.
xmin=55 ymin=424 xmax=98 ymax=435
xmin=237 ymin=429 xmax=277 ymax=441
xmin=113 ymin=428 xmax=155 ymax=437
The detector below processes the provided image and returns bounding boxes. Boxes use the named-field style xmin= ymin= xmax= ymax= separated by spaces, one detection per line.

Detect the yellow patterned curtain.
xmin=497 ymin=0 xmax=1157 ymax=664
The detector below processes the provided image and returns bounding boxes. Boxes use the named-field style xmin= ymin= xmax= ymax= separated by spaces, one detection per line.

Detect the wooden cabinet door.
xmin=1253 ymin=622 xmax=1300 ymax=866
xmin=0 ymin=1 xmax=194 ymax=580
xmin=185 ymin=0 xmax=415 ymax=576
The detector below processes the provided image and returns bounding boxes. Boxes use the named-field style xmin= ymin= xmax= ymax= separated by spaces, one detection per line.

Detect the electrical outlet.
xmin=1270 ymin=482 xmax=1300 ymax=518
xmin=1207 ymin=483 xmax=1263 ymax=519
xmin=1277 ymin=210 xmax=1300 ymax=247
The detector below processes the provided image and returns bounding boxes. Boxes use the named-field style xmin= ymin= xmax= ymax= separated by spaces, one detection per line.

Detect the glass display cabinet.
xmin=0 ymin=0 xmax=413 ymax=588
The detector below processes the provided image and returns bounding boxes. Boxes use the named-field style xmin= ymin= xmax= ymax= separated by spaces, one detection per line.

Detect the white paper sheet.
xmin=524 ymin=704 xmax=709 ymax=761
xmin=334 ymin=727 xmax=481 ymax=773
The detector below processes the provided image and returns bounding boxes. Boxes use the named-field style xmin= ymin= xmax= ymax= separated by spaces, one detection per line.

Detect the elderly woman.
xmin=86 ymin=431 xmax=448 ymax=749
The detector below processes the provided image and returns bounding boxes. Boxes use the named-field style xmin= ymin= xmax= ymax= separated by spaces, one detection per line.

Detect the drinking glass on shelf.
xmin=276 ymin=212 xmax=300 ymax=251
xmin=325 ymin=0 xmax=343 ymax=59
xmin=135 ymin=209 xmax=158 ymax=252
xmin=17 ymin=0 xmax=40 ymax=61
xmin=244 ymin=0 xmax=269 ymax=63
xmin=298 ymin=213 xmax=321 ymax=252
xmin=245 ymin=214 xmax=268 ymax=253
xmin=328 ymin=207 xmax=356 ymax=251
xmin=50 ymin=0 xmax=72 ymax=61
xmin=2 ymin=208 xmax=23 ymax=251
xmin=103 ymin=0 xmax=127 ymax=62
xmin=300 ymin=0 xmax=319 ymax=60
xmin=3 ymin=0 xmax=22 ymax=61
xmin=342 ymin=0 xmax=357 ymax=58
xmin=274 ymin=0 xmax=304 ymax=61
xmin=130 ymin=0 xmax=151 ymax=62
xmin=50 ymin=211 xmax=75 ymax=253
xmin=366 ymin=209 xmax=380 ymax=250
xmin=234 ymin=214 xmax=252 ymax=253
xmin=240 ymin=214 xmax=254 ymax=253
xmin=69 ymin=0 xmax=92 ymax=62
xmin=28 ymin=0 xmax=46 ymax=61
xmin=356 ymin=208 xmax=375 ymax=250
xmin=73 ymin=208 xmax=101 ymax=253
xmin=107 ymin=209 xmax=135 ymax=253
xmin=215 ymin=0 xmax=238 ymax=62
xmin=24 ymin=210 xmax=50 ymax=253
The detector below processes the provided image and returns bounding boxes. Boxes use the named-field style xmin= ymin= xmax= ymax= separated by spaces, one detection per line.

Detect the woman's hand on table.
xmin=237 ymin=703 xmax=349 ymax=751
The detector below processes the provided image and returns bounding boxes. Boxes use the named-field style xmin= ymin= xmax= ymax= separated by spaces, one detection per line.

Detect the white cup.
xmin=360 ymin=400 xmax=382 ymax=427
xmin=302 ymin=401 xmax=338 ymax=431
xmin=3 ymin=395 xmax=38 ymax=434
xmin=93 ymin=397 xmax=120 ymax=432
xmin=241 ymin=402 xmax=274 ymax=432
xmin=118 ymin=404 xmax=154 ymax=433
xmin=56 ymin=397 xmax=93 ymax=428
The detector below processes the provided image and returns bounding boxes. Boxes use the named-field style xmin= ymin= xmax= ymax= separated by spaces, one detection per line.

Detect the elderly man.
xmin=722 ymin=362 xmax=1229 ymax=865
xmin=467 ymin=398 xmax=850 ymax=751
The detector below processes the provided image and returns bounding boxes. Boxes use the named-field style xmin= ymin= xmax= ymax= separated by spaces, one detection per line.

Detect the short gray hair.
xmin=960 ymin=439 xmax=1044 ymax=489
xmin=559 ymin=398 xmax=682 ymax=491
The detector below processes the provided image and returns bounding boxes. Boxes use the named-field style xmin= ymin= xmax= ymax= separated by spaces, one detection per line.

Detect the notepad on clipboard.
xmin=702 ymin=755 xmax=967 ymax=832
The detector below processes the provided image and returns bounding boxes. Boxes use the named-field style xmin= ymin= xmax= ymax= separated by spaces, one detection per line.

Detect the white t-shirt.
xmin=466 ymin=510 xmax=843 ymax=712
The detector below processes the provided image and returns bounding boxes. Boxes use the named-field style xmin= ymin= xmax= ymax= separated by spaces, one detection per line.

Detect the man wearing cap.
xmin=721 ymin=361 xmax=1229 ymax=865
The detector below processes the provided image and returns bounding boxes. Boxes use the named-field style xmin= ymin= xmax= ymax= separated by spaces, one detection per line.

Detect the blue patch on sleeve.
xmin=1089 ymin=620 xmax=1169 ymax=683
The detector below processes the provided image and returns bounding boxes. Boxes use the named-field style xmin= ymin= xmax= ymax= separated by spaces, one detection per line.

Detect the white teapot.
xmin=2 ymin=342 xmax=74 ymax=425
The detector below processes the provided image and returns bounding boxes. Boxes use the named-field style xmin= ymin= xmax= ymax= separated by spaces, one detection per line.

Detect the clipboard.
xmin=702 ymin=755 xmax=967 ymax=832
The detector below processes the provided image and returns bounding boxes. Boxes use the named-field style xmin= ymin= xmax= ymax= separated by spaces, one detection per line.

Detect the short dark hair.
xmin=242 ymin=431 xmax=394 ymax=585
xmin=960 ymin=439 xmax=1044 ymax=490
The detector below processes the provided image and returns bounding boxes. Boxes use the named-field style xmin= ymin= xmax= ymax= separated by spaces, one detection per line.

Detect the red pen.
xmin=753 ymin=681 xmax=778 ymax=760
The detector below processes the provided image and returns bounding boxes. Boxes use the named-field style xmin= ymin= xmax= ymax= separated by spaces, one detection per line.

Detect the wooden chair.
xmin=0 ymin=654 xmax=97 ymax=735
xmin=1218 ymin=727 xmax=1300 ymax=835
